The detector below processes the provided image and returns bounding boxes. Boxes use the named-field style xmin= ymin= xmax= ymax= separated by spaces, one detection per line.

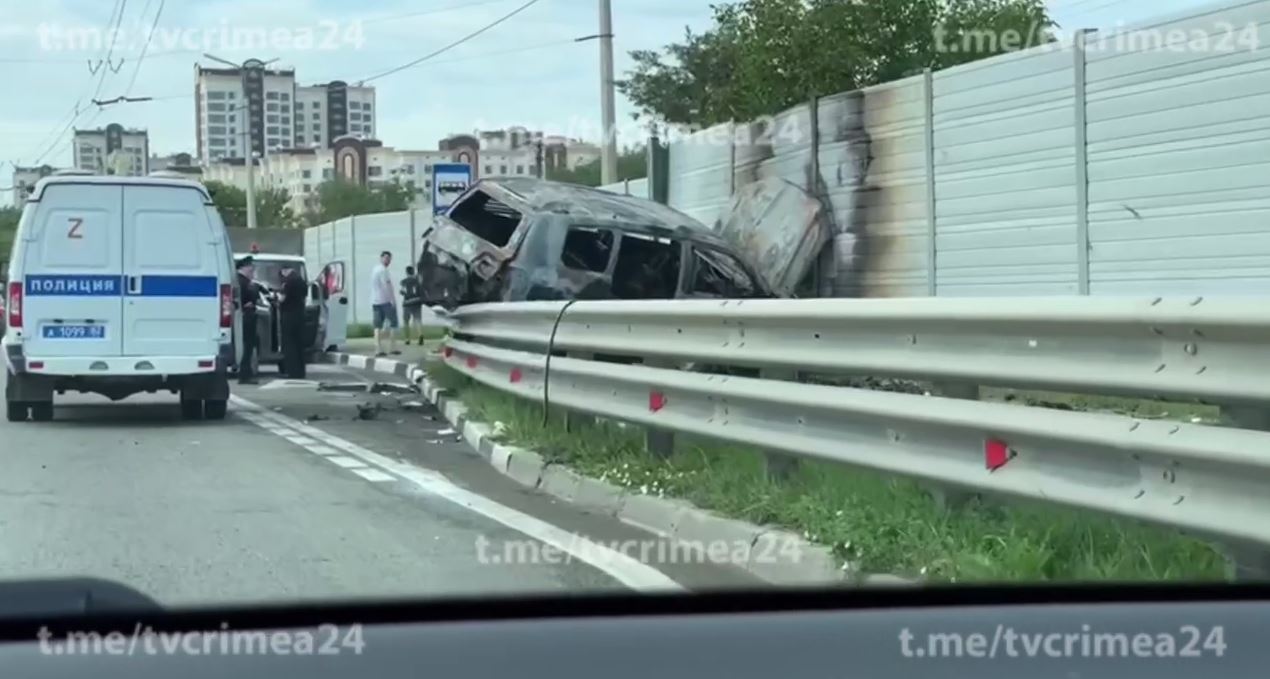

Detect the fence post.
xmin=1074 ymin=29 xmax=1092 ymax=295
xmin=647 ymin=130 xmax=670 ymax=205
xmin=349 ymin=215 xmax=359 ymax=325
xmin=923 ymin=68 xmax=937 ymax=297
xmin=761 ymin=368 xmax=801 ymax=481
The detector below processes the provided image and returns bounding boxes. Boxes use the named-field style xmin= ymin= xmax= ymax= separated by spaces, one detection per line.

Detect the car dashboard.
xmin=0 ymin=584 xmax=1261 ymax=678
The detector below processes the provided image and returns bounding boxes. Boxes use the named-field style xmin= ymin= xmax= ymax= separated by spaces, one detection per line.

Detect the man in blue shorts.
xmin=369 ymin=250 xmax=400 ymax=357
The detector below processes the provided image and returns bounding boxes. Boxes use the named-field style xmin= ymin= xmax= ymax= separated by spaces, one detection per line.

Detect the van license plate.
xmin=42 ymin=325 xmax=105 ymax=339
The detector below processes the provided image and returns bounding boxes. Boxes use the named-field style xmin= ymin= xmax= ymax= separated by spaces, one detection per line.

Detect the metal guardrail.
xmin=440 ymin=297 xmax=1270 ymax=547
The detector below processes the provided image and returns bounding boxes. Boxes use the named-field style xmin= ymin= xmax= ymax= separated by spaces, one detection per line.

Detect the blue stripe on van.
xmin=26 ymin=275 xmax=122 ymax=296
xmin=133 ymin=275 xmax=219 ymax=297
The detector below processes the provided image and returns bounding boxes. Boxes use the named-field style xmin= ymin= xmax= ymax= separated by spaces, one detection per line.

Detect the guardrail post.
xmin=565 ymin=351 xmax=596 ymax=433
xmin=761 ymin=368 xmax=802 ymax=480
xmin=644 ymin=358 xmax=676 ymax=459
xmin=927 ymin=382 xmax=981 ymax=509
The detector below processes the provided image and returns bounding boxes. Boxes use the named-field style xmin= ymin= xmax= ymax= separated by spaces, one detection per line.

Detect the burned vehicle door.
xmin=502 ymin=217 xmax=619 ymax=301
xmin=417 ymin=187 xmax=528 ymax=309
xmin=683 ymin=244 xmax=765 ymax=299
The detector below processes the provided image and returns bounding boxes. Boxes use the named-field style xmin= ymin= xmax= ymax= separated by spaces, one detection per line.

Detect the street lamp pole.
xmin=246 ymin=152 xmax=258 ymax=230
xmin=598 ymin=0 xmax=618 ymax=185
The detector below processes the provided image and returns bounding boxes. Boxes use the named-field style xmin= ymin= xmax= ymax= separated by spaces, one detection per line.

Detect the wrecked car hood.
xmin=713 ymin=177 xmax=828 ymax=297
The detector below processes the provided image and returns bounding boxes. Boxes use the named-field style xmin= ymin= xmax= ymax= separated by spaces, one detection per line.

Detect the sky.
xmin=0 ymin=0 xmax=1220 ymax=198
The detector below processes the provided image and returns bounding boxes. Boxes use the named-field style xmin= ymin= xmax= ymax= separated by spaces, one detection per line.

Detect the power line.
xmin=124 ymin=0 xmax=166 ymax=96
xmin=362 ymin=0 xmax=516 ymax=24
xmin=90 ymin=0 xmax=130 ymax=101
xmin=310 ymin=37 xmax=582 ymax=83
xmin=357 ymin=0 xmax=546 ymax=84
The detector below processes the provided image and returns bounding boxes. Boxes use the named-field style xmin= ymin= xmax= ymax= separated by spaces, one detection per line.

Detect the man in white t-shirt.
xmin=369 ymin=251 xmax=400 ymax=357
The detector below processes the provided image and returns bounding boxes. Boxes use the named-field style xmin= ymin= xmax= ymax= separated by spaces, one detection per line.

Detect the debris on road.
xmin=318 ymin=382 xmax=370 ymax=393
xmin=356 ymin=403 xmax=383 ymax=421
xmin=438 ymin=428 xmax=456 ymax=436
xmin=371 ymin=382 xmax=419 ymax=395
xmin=305 ymin=414 xmax=329 ymax=422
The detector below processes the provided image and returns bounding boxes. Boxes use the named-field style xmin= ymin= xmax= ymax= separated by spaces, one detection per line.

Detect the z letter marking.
xmin=67 ymin=218 xmax=84 ymax=239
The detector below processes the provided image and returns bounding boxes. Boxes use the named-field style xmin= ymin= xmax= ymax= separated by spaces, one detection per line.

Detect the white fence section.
xmin=597 ymin=178 xmax=650 ymax=198
xmin=660 ymin=0 xmax=1270 ymax=298
xmin=303 ymin=210 xmax=434 ymax=326
xmin=443 ymin=296 xmax=1270 ymax=548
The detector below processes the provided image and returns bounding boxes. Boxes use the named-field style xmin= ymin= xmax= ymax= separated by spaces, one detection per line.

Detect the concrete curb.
xmin=324 ymin=350 xmax=915 ymax=588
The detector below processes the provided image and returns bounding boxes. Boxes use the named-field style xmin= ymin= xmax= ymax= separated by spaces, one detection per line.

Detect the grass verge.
xmin=427 ymin=361 xmax=1228 ymax=583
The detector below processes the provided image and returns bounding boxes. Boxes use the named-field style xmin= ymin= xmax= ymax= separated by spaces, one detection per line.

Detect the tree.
xmin=0 ymin=206 xmax=19 ymax=271
xmin=204 ymin=180 xmax=300 ymax=229
xmin=303 ymin=178 xmax=414 ymax=226
xmin=547 ymin=147 xmax=648 ymax=187
xmin=620 ymin=0 xmax=1054 ymax=126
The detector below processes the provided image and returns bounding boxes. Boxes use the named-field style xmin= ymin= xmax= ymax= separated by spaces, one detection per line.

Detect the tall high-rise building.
xmin=195 ymin=61 xmax=376 ymax=166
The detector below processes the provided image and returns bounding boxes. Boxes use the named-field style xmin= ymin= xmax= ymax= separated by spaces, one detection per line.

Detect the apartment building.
xmin=203 ymin=138 xmax=460 ymax=215
xmin=195 ymin=60 xmax=376 ymax=165
xmin=10 ymin=164 xmax=57 ymax=208
xmin=72 ymin=123 xmax=149 ymax=176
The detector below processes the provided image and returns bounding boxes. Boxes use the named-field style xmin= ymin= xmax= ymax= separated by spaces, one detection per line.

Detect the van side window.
xmin=447 ymin=191 xmax=522 ymax=247
xmin=561 ymin=227 xmax=614 ymax=274
xmin=613 ymin=233 xmax=680 ymax=299
xmin=691 ymin=247 xmax=757 ymax=297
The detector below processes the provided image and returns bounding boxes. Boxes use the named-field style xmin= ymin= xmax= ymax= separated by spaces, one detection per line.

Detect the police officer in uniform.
xmin=277 ymin=264 xmax=308 ymax=379
xmin=235 ymin=256 xmax=260 ymax=385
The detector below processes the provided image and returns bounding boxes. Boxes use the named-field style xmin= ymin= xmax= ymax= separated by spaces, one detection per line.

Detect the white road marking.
xmin=307 ymin=444 xmax=340 ymax=456
xmin=260 ymin=379 xmax=323 ymax=390
xmin=351 ymin=468 xmax=397 ymax=483
xmin=229 ymin=395 xmax=684 ymax=592
xmin=326 ymin=455 xmax=368 ymax=470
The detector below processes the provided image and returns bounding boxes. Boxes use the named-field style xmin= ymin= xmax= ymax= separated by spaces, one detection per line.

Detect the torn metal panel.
xmin=713 ymin=177 xmax=829 ymax=298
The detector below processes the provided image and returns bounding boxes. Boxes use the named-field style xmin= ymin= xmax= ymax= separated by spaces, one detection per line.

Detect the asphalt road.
xmin=0 ymin=363 xmax=758 ymax=608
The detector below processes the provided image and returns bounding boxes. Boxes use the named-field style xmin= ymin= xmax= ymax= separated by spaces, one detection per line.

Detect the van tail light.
xmin=7 ymin=282 xmax=21 ymax=329
xmin=219 ymin=284 xmax=233 ymax=328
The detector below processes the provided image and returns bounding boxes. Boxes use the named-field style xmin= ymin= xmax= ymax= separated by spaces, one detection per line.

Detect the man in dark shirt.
xmin=235 ymin=257 xmax=260 ymax=385
xmin=400 ymin=265 xmax=425 ymax=345
xmin=277 ymin=265 xmax=308 ymax=379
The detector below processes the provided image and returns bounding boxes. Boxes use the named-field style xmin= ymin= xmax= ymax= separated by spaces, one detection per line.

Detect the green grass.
xmin=348 ymin=323 xmax=447 ymax=341
xmin=427 ymin=361 xmax=1229 ymax=583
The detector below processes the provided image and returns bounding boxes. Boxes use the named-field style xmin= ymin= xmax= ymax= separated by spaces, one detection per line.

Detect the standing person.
xmin=400 ymin=265 xmax=425 ymax=346
xmin=277 ymin=264 xmax=309 ymax=379
xmin=235 ymin=257 xmax=260 ymax=385
xmin=369 ymin=251 xmax=400 ymax=357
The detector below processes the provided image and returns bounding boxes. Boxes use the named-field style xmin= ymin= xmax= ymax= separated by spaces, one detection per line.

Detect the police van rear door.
xmin=19 ymin=182 xmax=126 ymax=357
xmin=120 ymin=184 xmax=223 ymax=357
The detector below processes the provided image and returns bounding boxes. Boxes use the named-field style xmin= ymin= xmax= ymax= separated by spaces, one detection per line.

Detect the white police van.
xmin=2 ymin=175 xmax=237 ymax=422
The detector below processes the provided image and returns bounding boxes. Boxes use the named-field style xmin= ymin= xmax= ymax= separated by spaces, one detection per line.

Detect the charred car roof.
xmin=474 ymin=178 xmax=739 ymax=249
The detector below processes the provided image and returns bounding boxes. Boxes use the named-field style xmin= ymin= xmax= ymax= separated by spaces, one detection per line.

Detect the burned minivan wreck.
xmin=414 ymin=178 xmax=824 ymax=308
xmin=415 ymin=178 xmax=774 ymax=307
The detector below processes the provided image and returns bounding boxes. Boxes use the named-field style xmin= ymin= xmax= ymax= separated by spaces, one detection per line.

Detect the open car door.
xmin=314 ymin=261 xmax=348 ymax=351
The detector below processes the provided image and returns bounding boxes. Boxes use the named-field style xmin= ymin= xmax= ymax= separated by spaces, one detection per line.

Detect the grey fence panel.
xmin=1085 ymin=1 xmax=1270 ymax=294
xmin=666 ymin=123 xmax=735 ymax=227
xmin=933 ymin=44 xmax=1079 ymax=296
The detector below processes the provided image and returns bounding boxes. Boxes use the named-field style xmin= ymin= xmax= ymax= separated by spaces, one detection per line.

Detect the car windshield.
xmin=251 ymin=260 xmax=307 ymax=289
xmin=0 ymin=0 xmax=1248 ymax=618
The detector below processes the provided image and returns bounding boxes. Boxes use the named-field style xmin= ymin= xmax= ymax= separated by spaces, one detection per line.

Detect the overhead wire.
xmin=355 ymin=0 xmax=546 ymax=84
xmin=124 ymin=0 xmax=165 ymax=96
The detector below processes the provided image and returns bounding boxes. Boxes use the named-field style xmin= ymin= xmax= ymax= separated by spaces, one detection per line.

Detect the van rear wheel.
xmin=29 ymin=402 xmax=53 ymax=422
xmin=204 ymin=399 xmax=228 ymax=421
xmin=179 ymin=398 xmax=203 ymax=420
xmin=5 ymin=402 xmax=28 ymax=422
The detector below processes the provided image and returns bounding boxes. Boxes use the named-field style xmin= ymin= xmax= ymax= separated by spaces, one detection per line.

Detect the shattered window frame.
xmin=560 ymin=225 xmax=617 ymax=275
xmin=609 ymin=231 xmax=685 ymax=300
xmin=686 ymin=245 xmax=760 ymax=298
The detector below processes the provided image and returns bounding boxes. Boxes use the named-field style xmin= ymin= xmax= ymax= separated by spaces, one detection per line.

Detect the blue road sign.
xmin=432 ymin=163 xmax=473 ymax=216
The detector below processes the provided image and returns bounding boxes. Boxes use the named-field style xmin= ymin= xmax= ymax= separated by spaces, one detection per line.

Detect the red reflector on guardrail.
xmin=649 ymin=391 xmax=666 ymax=412
xmin=985 ymin=439 xmax=1011 ymax=471
xmin=443 ymin=346 xmax=453 ymax=358
xmin=510 ymin=368 xmax=523 ymax=383
xmin=466 ymin=356 xmax=478 ymax=369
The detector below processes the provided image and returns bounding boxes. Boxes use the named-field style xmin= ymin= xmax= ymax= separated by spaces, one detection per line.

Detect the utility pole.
xmin=598 ymin=0 xmax=618 ymax=185
xmin=246 ymin=152 xmax=258 ymax=230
